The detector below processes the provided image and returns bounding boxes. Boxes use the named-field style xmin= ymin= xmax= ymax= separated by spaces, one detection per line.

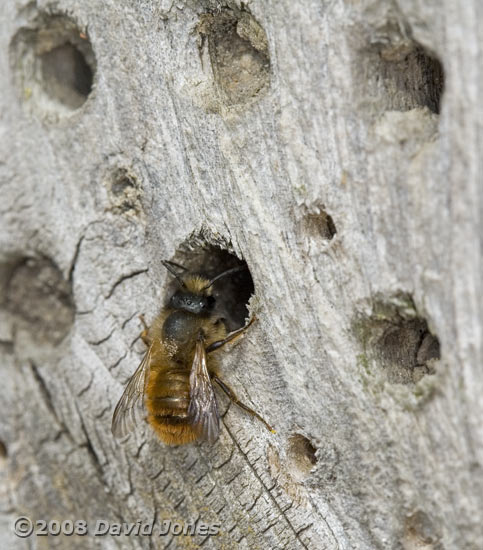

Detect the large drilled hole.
xmin=167 ymin=241 xmax=254 ymax=332
xmin=198 ymin=8 xmax=270 ymax=106
xmin=357 ymin=24 xmax=444 ymax=115
xmin=286 ymin=434 xmax=317 ymax=482
xmin=40 ymin=42 xmax=93 ymax=106
xmin=10 ymin=14 xmax=96 ymax=115
xmin=354 ymin=294 xmax=441 ymax=384
xmin=378 ymin=45 xmax=443 ymax=114
xmin=1 ymin=256 xmax=75 ymax=344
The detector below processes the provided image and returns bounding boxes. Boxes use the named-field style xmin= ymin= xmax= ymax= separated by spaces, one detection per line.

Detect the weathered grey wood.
xmin=1 ymin=0 xmax=482 ymax=549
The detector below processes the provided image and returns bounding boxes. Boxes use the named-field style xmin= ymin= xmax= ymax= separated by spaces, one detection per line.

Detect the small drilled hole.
xmin=305 ymin=210 xmax=337 ymax=241
xmin=0 ymin=441 xmax=6 ymax=470
xmin=10 ymin=14 xmax=96 ymax=115
xmin=286 ymin=434 xmax=317 ymax=482
xmin=107 ymin=168 xmax=143 ymax=215
xmin=198 ymin=8 xmax=270 ymax=106
xmin=168 ymin=240 xmax=254 ymax=332
xmin=403 ymin=511 xmax=440 ymax=550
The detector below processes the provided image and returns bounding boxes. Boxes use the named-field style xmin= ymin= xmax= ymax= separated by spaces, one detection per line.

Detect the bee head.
xmin=169 ymin=291 xmax=215 ymax=315
xmin=162 ymin=259 xmax=247 ymax=316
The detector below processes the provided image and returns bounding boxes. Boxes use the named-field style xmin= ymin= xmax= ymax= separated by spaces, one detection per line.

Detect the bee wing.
xmin=111 ymin=343 xmax=153 ymax=439
xmin=188 ymin=336 xmax=220 ymax=444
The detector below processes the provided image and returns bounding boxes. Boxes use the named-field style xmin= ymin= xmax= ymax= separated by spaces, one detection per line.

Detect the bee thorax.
xmin=162 ymin=310 xmax=200 ymax=348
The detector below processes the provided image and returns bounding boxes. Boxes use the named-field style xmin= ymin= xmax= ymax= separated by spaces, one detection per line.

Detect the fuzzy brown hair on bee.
xmin=111 ymin=260 xmax=274 ymax=445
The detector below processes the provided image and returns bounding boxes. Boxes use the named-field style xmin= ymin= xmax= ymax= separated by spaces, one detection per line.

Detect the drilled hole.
xmin=357 ymin=23 xmax=444 ymax=116
xmin=168 ymin=240 xmax=254 ymax=332
xmin=0 ymin=441 xmax=7 ymax=468
xmin=1 ymin=256 xmax=75 ymax=344
xmin=40 ymin=42 xmax=93 ymax=108
xmin=305 ymin=210 xmax=337 ymax=241
xmin=403 ymin=510 xmax=440 ymax=550
xmin=355 ymin=294 xmax=440 ymax=384
xmin=198 ymin=8 xmax=270 ymax=106
xmin=107 ymin=168 xmax=143 ymax=215
xmin=286 ymin=434 xmax=317 ymax=482
xmin=10 ymin=14 xmax=96 ymax=115
xmin=378 ymin=45 xmax=444 ymax=114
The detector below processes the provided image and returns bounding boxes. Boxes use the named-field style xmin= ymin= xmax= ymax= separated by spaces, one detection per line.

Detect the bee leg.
xmin=212 ymin=375 xmax=275 ymax=434
xmin=206 ymin=317 xmax=256 ymax=353
xmin=139 ymin=314 xmax=151 ymax=346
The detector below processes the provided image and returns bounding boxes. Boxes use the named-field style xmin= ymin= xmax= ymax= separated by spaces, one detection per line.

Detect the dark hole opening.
xmin=375 ymin=43 xmax=444 ymax=114
xmin=112 ymin=175 xmax=136 ymax=196
xmin=0 ymin=441 xmax=7 ymax=462
xmin=306 ymin=210 xmax=337 ymax=241
xmin=168 ymin=245 xmax=254 ymax=332
xmin=41 ymin=42 xmax=93 ymax=108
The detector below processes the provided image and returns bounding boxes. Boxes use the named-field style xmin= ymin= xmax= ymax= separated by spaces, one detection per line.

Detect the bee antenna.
xmin=162 ymin=260 xmax=187 ymax=288
xmin=163 ymin=260 xmax=188 ymax=272
xmin=203 ymin=265 xmax=247 ymax=290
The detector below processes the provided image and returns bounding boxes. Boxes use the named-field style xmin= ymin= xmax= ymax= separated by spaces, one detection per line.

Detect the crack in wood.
xmin=223 ymin=421 xmax=310 ymax=549
xmin=108 ymin=349 xmax=128 ymax=372
xmin=87 ymin=326 xmax=116 ymax=346
xmin=68 ymin=234 xmax=85 ymax=284
xmin=105 ymin=268 xmax=148 ymax=300
xmin=77 ymin=370 xmax=94 ymax=397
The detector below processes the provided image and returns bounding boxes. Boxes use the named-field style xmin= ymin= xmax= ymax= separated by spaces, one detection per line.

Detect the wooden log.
xmin=1 ymin=1 xmax=481 ymax=548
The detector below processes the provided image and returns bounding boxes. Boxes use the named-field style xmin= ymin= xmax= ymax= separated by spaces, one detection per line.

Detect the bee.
xmin=111 ymin=260 xmax=274 ymax=444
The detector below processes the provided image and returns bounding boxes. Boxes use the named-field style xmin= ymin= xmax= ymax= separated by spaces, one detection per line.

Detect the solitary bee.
xmin=111 ymin=260 xmax=274 ymax=444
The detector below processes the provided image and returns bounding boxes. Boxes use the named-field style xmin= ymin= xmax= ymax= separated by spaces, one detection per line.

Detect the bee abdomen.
xmin=152 ymin=396 xmax=190 ymax=413
xmin=145 ymin=367 xmax=199 ymax=443
xmin=146 ymin=368 xmax=191 ymax=419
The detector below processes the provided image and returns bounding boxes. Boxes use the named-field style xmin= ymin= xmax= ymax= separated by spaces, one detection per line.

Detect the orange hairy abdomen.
xmin=145 ymin=360 xmax=199 ymax=445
